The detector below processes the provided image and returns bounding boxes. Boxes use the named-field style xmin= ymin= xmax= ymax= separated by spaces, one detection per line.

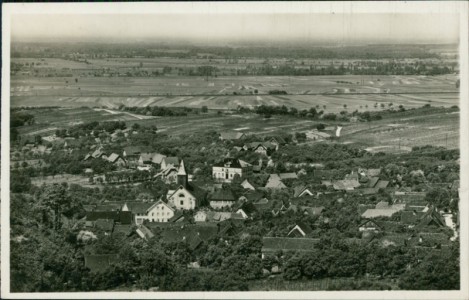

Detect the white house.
xmin=134 ymin=200 xmax=175 ymax=224
xmin=212 ymin=158 xmax=245 ymax=183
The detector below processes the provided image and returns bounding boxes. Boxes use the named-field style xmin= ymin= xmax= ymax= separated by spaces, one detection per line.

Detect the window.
xmin=179 ymin=193 xmax=185 ymax=197
xmin=180 ymin=200 xmax=184 ymax=206
xmin=151 ymin=213 xmax=154 ymax=216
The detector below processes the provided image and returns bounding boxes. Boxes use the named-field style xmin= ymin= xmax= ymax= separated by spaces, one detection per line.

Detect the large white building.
xmin=212 ymin=158 xmax=247 ymax=183
xmin=132 ymin=200 xmax=175 ymax=224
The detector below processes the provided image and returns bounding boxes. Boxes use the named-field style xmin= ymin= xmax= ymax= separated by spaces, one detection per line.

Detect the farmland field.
xmin=18 ymin=105 xmax=459 ymax=153
xmin=10 ymin=74 xmax=458 ymax=112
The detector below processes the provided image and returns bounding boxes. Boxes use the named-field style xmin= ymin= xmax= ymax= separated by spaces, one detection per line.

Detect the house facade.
xmin=212 ymin=158 xmax=244 ymax=183
xmin=134 ymin=200 xmax=175 ymax=224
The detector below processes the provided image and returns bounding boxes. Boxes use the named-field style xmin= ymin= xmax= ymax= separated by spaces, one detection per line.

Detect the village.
xmin=10 ymin=112 xmax=460 ymax=291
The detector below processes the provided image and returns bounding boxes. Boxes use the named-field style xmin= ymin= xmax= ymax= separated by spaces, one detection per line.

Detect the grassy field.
xmin=11 ymin=74 xmax=459 ymax=112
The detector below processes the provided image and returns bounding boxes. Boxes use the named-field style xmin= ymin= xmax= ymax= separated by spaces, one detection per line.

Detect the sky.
xmin=10 ymin=13 xmax=460 ymax=44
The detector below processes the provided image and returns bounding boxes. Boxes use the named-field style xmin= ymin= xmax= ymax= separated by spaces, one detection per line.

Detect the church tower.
xmin=177 ymin=159 xmax=188 ymax=188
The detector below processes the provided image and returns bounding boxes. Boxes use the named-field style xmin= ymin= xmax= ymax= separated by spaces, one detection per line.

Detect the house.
xmin=293 ymin=185 xmax=313 ymax=198
xmin=84 ymin=254 xmax=119 ymax=273
xmin=154 ymin=166 xmax=178 ymax=184
xmin=135 ymin=200 xmax=175 ymax=224
xmin=243 ymin=142 xmax=277 ymax=156
xmin=84 ymin=148 xmax=107 ymax=161
xmin=287 ymin=222 xmax=313 ymax=237
xmin=361 ymin=203 xmax=406 ymax=219
xmin=122 ymin=202 xmax=153 ymax=224
xmin=139 ymin=152 xmax=166 ymax=166
xmin=161 ymin=157 xmax=180 ymax=170
xmin=265 ymin=174 xmax=287 ymax=189
xmin=107 ymin=153 xmax=127 ymax=167
xmin=261 ymin=237 xmax=320 ymax=258
xmin=359 ymin=219 xmax=383 ymax=232
xmin=136 ymin=224 xmax=155 ymax=240
xmin=209 ymin=188 xmax=237 ymax=209
xmin=123 ymin=146 xmax=143 ymax=158
xmin=332 ymin=179 xmax=360 ymax=191
xmin=241 ymin=179 xmax=256 ymax=191
xmin=414 ymin=207 xmax=446 ymax=230
xmin=212 ymin=158 xmax=247 ymax=183
xmin=219 ymin=131 xmax=246 ymax=141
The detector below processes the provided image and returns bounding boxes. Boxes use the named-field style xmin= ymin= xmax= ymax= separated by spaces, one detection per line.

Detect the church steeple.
xmin=177 ymin=160 xmax=188 ymax=188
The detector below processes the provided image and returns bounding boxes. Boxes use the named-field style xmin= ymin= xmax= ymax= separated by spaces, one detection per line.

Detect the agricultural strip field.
xmin=19 ymin=105 xmax=457 ymax=153
xmin=339 ymin=108 xmax=459 ymax=152
xmin=11 ymin=75 xmax=459 ymax=112
xmin=16 ymin=107 xmax=156 ymax=136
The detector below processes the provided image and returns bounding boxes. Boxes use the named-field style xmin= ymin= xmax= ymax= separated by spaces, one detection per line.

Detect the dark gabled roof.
xmin=124 ymin=202 xmax=154 ymax=214
xmin=262 ymin=237 xmax=320 ymax=252
xmin=84 ymin=254 xmax=119 ymax=273
xmin=213 ymin=157 xmax=243 ymax=169
xmin=415 ymin=208 xmax=446 ymax=229
xmin=123 ymin=146 xmax=143 ymax=156
xmin=86 ymin=211 xmax=132 ymax=225
xmin=210 ymin=188 xmax=236 ymax=202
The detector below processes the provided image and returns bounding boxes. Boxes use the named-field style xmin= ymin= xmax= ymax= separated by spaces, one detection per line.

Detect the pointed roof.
xmin=178 ymin=160 xmax=187 ymax=176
